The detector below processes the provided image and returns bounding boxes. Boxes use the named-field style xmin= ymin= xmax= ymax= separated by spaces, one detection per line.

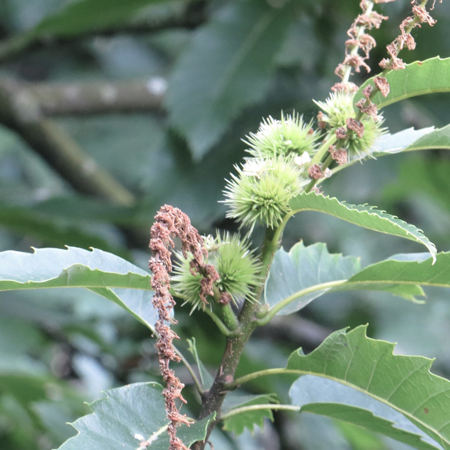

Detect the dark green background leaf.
xmin=166 ymin=0 xmax=296 ymax=159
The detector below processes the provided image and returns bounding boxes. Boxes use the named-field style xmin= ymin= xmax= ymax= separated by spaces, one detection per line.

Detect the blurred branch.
xmin=0 ymin=4 xmax=206 ymax=64
xmin=254 ymin=315 xmax=331 ymax=349
xmin=24 ymin=79 xmax=165 ymax=116
xmin=0 ymin=79 xmax=135 ymax=205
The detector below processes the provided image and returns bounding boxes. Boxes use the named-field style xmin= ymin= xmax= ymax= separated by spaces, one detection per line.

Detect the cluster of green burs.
xmin=174 ymin=92 xmax=385 ymax=311
xmin=224 ymin=91 xmax=385 ymax=230
xmin=173 ymin=233 xmax=261 ymax=312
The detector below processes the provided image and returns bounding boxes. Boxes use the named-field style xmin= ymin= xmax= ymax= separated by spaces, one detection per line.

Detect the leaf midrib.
xmin=262 ymin=367 xmax=449 ymax=448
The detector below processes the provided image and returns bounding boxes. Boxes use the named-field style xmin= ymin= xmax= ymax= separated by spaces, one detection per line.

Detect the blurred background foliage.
xmin=0 ymin=0 xmax=448 ymax=449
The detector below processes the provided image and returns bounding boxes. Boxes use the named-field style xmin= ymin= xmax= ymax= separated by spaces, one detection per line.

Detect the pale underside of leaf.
xmin=57 ymin=382 xmax=213 ymax=450
xmin=291 ymin=376 xmax=442 ymax=450
xmin=264 ymin=242 xmax=360 ymax=314
xmin=0 ymin=247 xmax=157 ymax=330
xmin=264 ymin=242 xmax=427 ymax=318
xmin=336 ymin=125 xmax=450 ymax=169
xmin=287 ymin=326 xmax=450 ymax=450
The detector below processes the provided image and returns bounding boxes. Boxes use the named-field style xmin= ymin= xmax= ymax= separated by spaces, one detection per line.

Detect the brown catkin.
xmin=149 ymin=205 xmax=219 ymax=450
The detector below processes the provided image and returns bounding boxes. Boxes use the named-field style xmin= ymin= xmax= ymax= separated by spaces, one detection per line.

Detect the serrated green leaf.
xmin=264 ymin=242 xmax=361 ymax=314
xmin=288 ymin=193 xmax=436 ymax=260
xmin=264 ymin=242 xmax=425 ymax=316
xmin=291 ymin=377 xmax=441 ymax=450
xmin=0 ymin=247 xmax=157 ymax=329
xmin=166 ymin=0 xmax=295 ymax=159
xmin=57 ymin=382 xmax=213 ymax=450
xmin=287 ymin=326 xmax=450 ymax=449
xmin=354 ymin=57 xmax=450 ymax=112
xmin=344 ymin=252 xmax=450 ymax=289
xmin=222 ymin=393 xmax=279 ymax=436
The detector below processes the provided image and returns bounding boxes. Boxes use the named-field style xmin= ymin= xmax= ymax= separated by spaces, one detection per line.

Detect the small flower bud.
xmin=294 ymin=151 xmax=311 ymax=167
xmin=309 ymin=164 xmax=324 ymax=180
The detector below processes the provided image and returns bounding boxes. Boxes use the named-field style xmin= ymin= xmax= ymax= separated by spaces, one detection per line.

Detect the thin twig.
xmin=174 ymin=346 xmax=205 ymax=395
xmin=0 ymin=79 xmax=135 ymax=205
xmin=0 ymin=5 xmax=206 ymax=63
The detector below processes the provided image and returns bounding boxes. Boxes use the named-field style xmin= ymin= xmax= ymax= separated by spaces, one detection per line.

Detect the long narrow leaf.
xmin=289 ymin=193 xmax=436 ymax=260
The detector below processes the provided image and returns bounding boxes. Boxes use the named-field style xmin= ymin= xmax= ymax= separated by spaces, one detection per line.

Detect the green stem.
xmin=309 ymin=135 xmax=337 ymax=166
xmin=225 ymin=368 xmax=302 ymax=390
xmin=203 ymin=308 xmax=233 ymax=336
xmin=210 ymin=284 xmax=239 ymax=332
xmin=255 ymin=279 xmax=346 ymax=327
xmin=220 ymin=404 xmax=300 ymax=421
xmin=240 ymin=226 xmax=279 ymax=324
xmin=219 ymin=303 xmax=240 ymax=332
xmin=318 ymin=156 xmax=361 ymax=184
xmin=305 ymin=153 xmax=335 ymax=194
